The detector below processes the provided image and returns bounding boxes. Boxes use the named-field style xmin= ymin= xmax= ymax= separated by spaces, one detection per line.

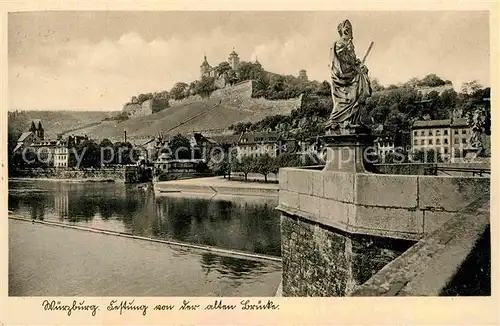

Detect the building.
xmin=13 ymin=131 xmax=40 ymax=153
xmin=54 ymin=135 xmax=89 ymax=168
xmin=235 ymin=131 xmax=296 ymax=158
xmin=375 ymin=136 xmax=396 ymax=159
xmin=13 ymin=119 xmax=45 ymax=153
xmin=30 ymin=140 xmax=57 ymax=166
xmin=411 ymin=118 xmax=470 ymax=158
xmin=29 ymin=119 xmax=45 ymax=140
xmin=298 ymin=69 xmax=308 ymax=81
xmin=200 ymin=54 xmax=216 ymax=79
xmin=228 ymin=48 xmax=240 ymax=70
xmin=200 ymin=48 xmax=241 ymax=79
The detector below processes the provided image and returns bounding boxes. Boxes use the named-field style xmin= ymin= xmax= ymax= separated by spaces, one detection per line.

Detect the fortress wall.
xmin=123 ymin=102 xmax=152 ymax=118
xmin=168 ymin=95 xmax=204 ymax=107
xmin=123 ymin=103 xmax=141 ymax=114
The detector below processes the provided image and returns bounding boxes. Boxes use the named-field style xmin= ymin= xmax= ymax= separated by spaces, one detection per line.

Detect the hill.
xmin=67 ymin=81 xmax=302 ymax=142
xmin=8 ymin=110 xmax=115 ymax=139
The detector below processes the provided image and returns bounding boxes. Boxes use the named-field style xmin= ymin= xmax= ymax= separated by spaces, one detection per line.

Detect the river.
xmin=8 ymin=179 xmax=282 ymax=296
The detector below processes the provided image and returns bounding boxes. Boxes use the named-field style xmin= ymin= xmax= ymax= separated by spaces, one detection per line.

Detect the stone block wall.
xmin=281 ymin=213 xmax=412 ymax=296
xmin=278 ymin=168 xmax=490 ymax=240
xmin=278 ymin=167 xmax=490 ymax=297
xmin=13 ymin=167 xmax=126 ymax=181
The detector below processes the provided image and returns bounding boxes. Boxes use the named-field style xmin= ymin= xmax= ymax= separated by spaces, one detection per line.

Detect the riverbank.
xmin=154 ymin=176 xmax=279 ymax=197
xmin=9 ymin=177 xmax=119 ymax=183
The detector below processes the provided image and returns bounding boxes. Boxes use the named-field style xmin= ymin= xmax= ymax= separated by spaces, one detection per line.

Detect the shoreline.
xmin=8 ymin=177 xmax=121 ymax=183
xmin=154 ymin=176 xmax=279 ymax=198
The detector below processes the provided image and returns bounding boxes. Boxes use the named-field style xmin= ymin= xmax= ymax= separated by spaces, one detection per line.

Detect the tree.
xmin=195 ymin=76 xmax=216 ymax=98
xmin=419 ymin=74 xmax=446 ymax=87
xmin=208 ymin=150 xmax=231 ymax=179
xmin=76 ymin=139 xmax=101 ymax=168
xmin=214 ymin=62 xmax=232 ymax=77
xmin=371 ymin=78 xmax=385 ymax=92
xmin=225 ymin=69 xmax=238 ymax=86
xmin=254 ymin=154 xmax=273 ymax=182
xmin=170 ymin=82 xmax=189 ymax=100
xmin=233 ymin=155 xmax=255 ymax=181
xmin=169 ymin=133 xmax=192 ymax=160
xmin=137 ymin=93 xmax=154 ymax=103
xmin=460 ymin=80 xmax=482 ymax=95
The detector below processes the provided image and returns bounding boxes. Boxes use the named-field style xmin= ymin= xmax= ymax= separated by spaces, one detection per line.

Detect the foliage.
xmin=232 ymin=155 xmax=256 ymax=181
xmin=411 ymin=149 xmax=443 ymax=163
xmin=170 ymin=82 xmax=189 ymax=100
xmin=254 ymin=154 xmax=274 ymax=182
xmin=195 ymin=76 xmax=216 ymax=98
xmin=169 ymin=133 xmax=192 ymax=159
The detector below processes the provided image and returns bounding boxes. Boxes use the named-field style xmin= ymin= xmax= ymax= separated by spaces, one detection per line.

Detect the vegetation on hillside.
xmin=229 ymin=76 xmax=490 ymax=143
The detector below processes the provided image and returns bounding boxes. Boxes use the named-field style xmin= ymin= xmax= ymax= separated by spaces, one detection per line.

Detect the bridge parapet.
xmin=277 ymin=166 xmax=490 ymax=296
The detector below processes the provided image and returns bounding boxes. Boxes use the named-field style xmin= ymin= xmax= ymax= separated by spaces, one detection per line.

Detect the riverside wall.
xmin=11 ymin=167 xmax=126 ymax=181
xmin=277 ymin=167 xmax=490 ymax=296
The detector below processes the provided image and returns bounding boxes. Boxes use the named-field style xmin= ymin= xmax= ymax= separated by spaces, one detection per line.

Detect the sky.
xmin=9 ymin=11 xmax=490 ymax=111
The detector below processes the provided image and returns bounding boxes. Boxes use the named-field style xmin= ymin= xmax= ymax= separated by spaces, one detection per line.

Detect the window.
xmin=414 ymin=140 xmax=418 ymax=145
xmin=429 ymin=139 xmax=433 ymax=145
xmin=414 ymin=131 xmax=417 ymax=136
xmin=436 ymin=130 xmax=441 ymax=136
xmin=444 ymin=130 xmax=448 ymax=135
xmin=421 ymin=131 xmax=425 ymax=136
xmin=462 ymin=130 xmax=467 ymax=134
xmin=454 ymin=130 xmax=459 ymax=135
xmin=444 ymin=148 xmax=448 ymax=154
xmin=462 ymin=138 xmax=467 ymax=144
xmin=421 ymin=139 xmax=425 ymax=145
xmin=428 ymin=130 xmax=433 ymax=136
xmin=454 ymin=138 xmax=459 ymax=144
xmin=436 ymin=139 xmax=440 ymax=145
xmin=444 ymin=139 xmax=448 ymax=144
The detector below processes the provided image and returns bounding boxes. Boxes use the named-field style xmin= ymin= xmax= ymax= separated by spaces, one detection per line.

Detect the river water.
xmin=8 ymin=180 xmax=282 ymax=296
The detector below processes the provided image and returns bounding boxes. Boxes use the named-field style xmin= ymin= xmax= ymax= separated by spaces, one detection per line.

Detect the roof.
xmin=229 ymin=49 xmax=238 ymax=56
xmin=17 ymin=132 xmax=33 ymax=142
xmin=238 ymin=131 xmax=280 ymax=144
xmin=412 ymin=118 xmax=468 ymax=129
xmin=13 ymin=143 xmax=22 ymax=152
xmin=208 ymin=134 xmax=241 ymax=145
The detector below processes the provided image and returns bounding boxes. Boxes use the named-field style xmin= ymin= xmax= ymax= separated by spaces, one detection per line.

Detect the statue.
xmin=466 ymin=108 xmax=486 ymax=156
xmin=325 ymin=20 xmax=373 ymax=133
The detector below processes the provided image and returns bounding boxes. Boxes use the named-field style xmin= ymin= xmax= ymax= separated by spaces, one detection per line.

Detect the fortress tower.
xmin=298 ymin=69 xmax=308 ymax=81
xmin=200 ymin=54 xmax=214 ymax=79
xmin=228 ymin=47 xmax=240 ymax=70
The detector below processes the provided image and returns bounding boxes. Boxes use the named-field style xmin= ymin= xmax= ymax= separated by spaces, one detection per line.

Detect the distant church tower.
xmin=228 ymin=47 xmax=240 ymax=70
xmin=29 ymin=119 xmax=44 ymax=140
xmin=200 ymin=54 xmax=213 ymax=79
xmin=298 ymin=69 xmax=308 ymax=81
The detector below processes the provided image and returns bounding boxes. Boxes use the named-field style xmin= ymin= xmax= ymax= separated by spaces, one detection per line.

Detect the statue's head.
xmin=337 ymin=19 xmax=353 ymax=39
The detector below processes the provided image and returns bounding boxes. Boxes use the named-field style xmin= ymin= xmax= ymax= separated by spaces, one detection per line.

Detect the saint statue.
xmin=466 ymin=108 xmax=486 ymax=150
xmin=325 ymin=20 xmax=372 ymax=133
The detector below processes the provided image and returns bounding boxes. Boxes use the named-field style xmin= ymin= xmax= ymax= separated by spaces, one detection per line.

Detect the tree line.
xmin=230 ymin=76 xmax=490 ymax=144
xmin=208 ymin=152 xmax=321 ymax=183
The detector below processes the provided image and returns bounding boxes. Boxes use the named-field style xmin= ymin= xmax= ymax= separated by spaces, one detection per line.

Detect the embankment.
xmin=154 ymin=176 xmax=279 ymax=197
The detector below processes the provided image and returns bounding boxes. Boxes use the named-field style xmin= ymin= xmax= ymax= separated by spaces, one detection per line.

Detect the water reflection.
xmin=8 ymin=180 xmax=281 ymax=256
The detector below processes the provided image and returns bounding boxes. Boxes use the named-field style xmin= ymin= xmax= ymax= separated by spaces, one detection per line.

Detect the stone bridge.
xmin=276 ymin=166 xmax=490 ymax=296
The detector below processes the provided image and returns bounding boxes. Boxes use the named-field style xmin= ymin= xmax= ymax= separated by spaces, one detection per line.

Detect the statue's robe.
xmin=326 ymin=40 xmax=372 ymax=129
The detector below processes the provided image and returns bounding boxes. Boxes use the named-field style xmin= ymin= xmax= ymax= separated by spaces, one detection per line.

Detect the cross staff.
xmin=361 ymin=41 xmax=374 ymax=65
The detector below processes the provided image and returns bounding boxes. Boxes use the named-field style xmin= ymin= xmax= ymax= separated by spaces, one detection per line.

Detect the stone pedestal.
xmin=321 ymin=126 xmax=376 ymax=173
xmin=465 ymin=147 xmax=481 ymax=160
